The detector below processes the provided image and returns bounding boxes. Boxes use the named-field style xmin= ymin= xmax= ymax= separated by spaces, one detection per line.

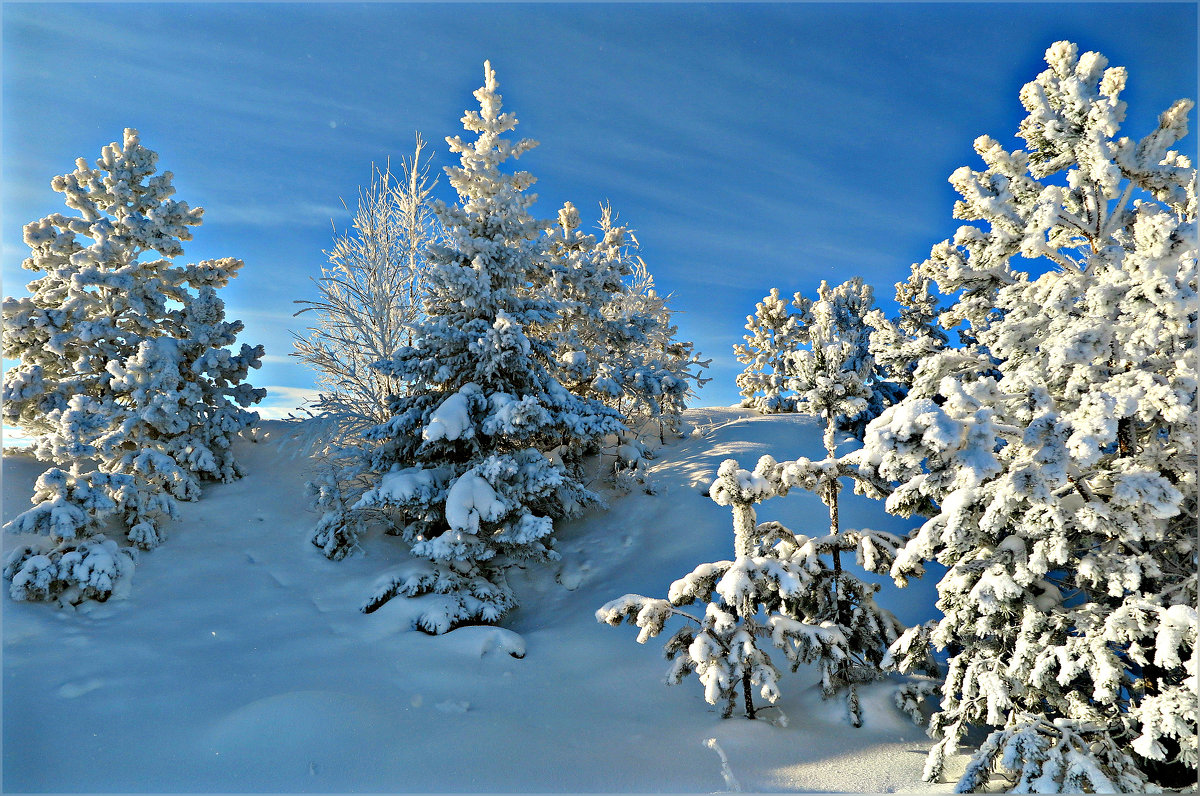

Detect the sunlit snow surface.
xmin=3 ymin=408 xmax=962 ymax=792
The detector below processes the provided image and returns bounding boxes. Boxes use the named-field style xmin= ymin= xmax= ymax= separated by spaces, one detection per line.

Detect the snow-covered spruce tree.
xmin=856 ymin=42 xmax=1197 ymax=792
xmin=3 ymin=128 xmax=264 ymax=603
xmin=540 ymin=202 xmax=647 ymax=486
xmin=541 ymin=201 xmax=622 ymax=403
xmin=734 ymin=288 xmax=808 ymax=413
xmin=352 ymin=62 xmax=623 ymax=633
xmin=613 ymin=251 xmax=711 ymax=444
xmin=598 ymin=454 xmax=911 ymax=724
xmin=864 ymin=271 xmax=948 ymax=392
xmin=599 ymin=228 xmax=710 ymax=469
xmin=789 ymin=277 xmax=902 ymax=441
xmin=546 ymin=203 xmax=708 ymax=450
xmin=537 ymin=202 xmax=708 ymax=490
xmin=538 ymin=201 xmax=638 ymax=471
xmin=292 ymin=135 xmax=443 ymax=560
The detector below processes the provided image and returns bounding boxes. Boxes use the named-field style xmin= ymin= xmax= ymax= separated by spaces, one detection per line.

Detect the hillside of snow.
xmin=3 ymin=407 xmax=963 ymax=793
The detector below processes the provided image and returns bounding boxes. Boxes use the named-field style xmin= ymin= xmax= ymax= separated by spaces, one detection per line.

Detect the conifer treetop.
xmin=27 ymin=128 xmax=204 ymax=272
xmin=443 ymin=61 xmax=538 ymax=212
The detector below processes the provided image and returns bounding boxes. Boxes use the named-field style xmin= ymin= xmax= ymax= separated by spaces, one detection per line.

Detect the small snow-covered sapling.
xmin=598 ymin=454 xmax=911 ymax=725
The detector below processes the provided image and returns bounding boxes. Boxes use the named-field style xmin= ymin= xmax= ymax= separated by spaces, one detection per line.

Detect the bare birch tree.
xmin=293 ymin=133 xmax=442 ymax=443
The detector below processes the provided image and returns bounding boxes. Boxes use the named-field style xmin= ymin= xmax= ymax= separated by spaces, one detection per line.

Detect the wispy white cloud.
xmin=256 ymin=385 xmax=321 ymax=420
xmin=202 ymin=200 xmax=348 ymax=230
xmin=236 ymin=308 xmax=307 ymax=324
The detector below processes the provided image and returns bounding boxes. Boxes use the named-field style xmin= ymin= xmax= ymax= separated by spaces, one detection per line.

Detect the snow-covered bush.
xmin=353 ymin=62 xmax=623 ymax=632
xmin=292 ymin=135 xmax=443 ymax=560
xmin=856 ymin=42 xmax=1197 ymax=792
xmin=3 ymin=129 xmax=264 ymax=603
xmin=599 ymin=454 xmax=913 ymax=725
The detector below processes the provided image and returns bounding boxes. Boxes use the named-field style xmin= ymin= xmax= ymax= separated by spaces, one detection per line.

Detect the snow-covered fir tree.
xmin=3 ymin=128 xmax=264 ymax=604
xmin=863 ymin=272 xmax=948 ymax=392
xmin=598 ymin=454 xmax=911 ymax=723
xmin=293 ymin=135 xmax=443 ymax=560
xmin=351 ymin=62 xmax=623 ymax=633
xmin=856 ymin=42 xmax=1197 ymax=793
xmin=553 ymin=205 xmax=708 ymax=426
xmin=612 ymin=251 xmax=711 ymax=445
xmin=737 ymin=279 xmax=900 ymax=437
xmin=538 ymin=201 xmax=641 ymax=475
xmin=540 ymin=202 xmax=708 ymax=485
xmin=540 ymin=201 xmax=626 ymax=408
xmin=734 ymin=287 xmax=808 ymax=413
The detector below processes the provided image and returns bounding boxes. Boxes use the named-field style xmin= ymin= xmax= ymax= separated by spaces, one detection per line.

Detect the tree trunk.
xmin=825 ymin=413 xmax=848 ymax=628
xmin=732 ymin=502 xmax=757 ymax=558
xmin=742 ymin=670 xmax=756 ymax=719
xmin=1117 ymin=415 xmax=1136 ymax=458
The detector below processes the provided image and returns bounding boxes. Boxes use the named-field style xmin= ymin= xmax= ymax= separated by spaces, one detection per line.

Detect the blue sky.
xmin=3 ymin=2 xmax=1196 ymax=418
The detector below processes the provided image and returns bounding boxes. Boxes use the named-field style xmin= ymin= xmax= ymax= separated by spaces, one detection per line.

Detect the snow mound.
xmin=431 ymin=625 xmax=527 ymax=659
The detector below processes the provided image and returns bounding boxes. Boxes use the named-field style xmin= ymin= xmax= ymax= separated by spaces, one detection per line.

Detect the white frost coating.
xmin=444 ymin=472 xmax=505 ymax=533
xmin=292 ymin=135 xmax=440 ymax=463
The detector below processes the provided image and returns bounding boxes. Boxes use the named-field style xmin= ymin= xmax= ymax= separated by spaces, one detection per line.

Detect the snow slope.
xmin=3 ymin=407 xmax=962 ymax=793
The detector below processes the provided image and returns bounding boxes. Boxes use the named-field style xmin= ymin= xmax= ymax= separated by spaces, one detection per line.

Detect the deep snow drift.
xmin=3 ymin=407 xmax=963 ymax=792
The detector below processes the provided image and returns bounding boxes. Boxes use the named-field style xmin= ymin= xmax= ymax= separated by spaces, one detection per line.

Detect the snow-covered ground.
xmin=3 ymin=407 xmax=964 ymax=793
